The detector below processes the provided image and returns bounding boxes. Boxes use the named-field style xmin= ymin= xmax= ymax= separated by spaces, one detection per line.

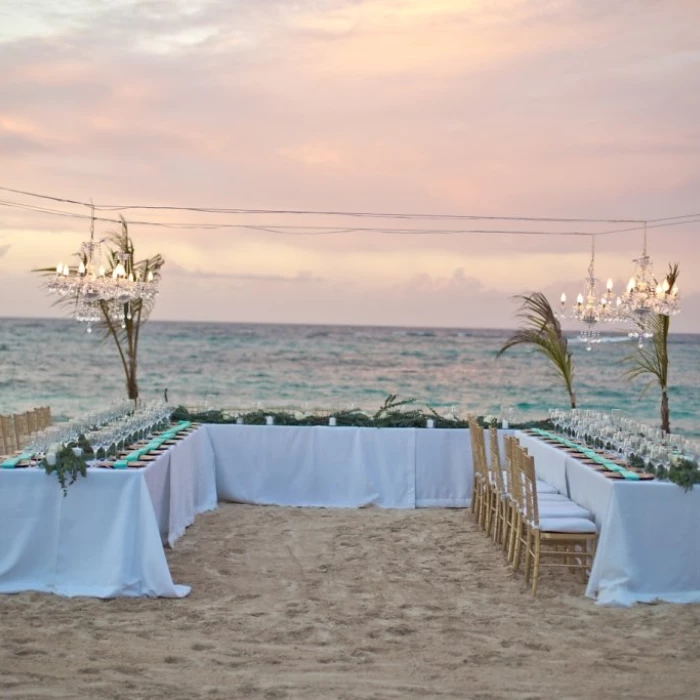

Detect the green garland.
xmin=41 ymin=446 xmax=89 ymax=497
xmin=173 ymin=396 xmax=700 ymax=492
xmin=170 ymin=395 xmax=552 ymax=431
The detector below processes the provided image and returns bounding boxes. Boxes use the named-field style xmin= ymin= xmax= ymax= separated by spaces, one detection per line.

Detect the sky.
xmin=0 ymin=0 xmax=699 ymax=331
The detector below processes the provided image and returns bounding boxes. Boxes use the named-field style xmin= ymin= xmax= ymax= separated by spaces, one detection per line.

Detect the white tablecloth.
xmin=0 ymin=465 xmax=186 ymax=598
xmin=515 ymin=432 xmax=700 ymax=606
xmin=207 ymin=425 xmax=488 ymax=509
xmin=208 ymin=425 xmax=417 ymax=508
xmin=0 ymin=427 xmax=216 ymax=598
xmin=148 ymin=426 xmax=217 ymax=546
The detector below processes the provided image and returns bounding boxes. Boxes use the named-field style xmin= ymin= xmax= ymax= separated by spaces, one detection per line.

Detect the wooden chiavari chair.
xmin=508 ymin=444 xmax=589 ymax=569
xmin=506 ymin=441 xmax=527 ymax=566
xmin=14 ymin=413 xmax=30 ymax=450
xmin=469 ymin=414 xmax=481 ymax=516
xmin=488 ymin=425 xmax=509 ymax=544
xmin=26 ymin=409 xmax=39 ymax=435
xmin=519 ymin=452 xmax=598 ymax=595
xmin=1 ymin=415 xmax=18 ymax=454
xmin=468 ymin=415 xmax=483 ymax=518
xmin=0 ymin=420 xmax=7 ymax=457
xmin=501 ymin=435 xmax=514 ymax=552
xmin=36 ymin=406 xmax=52 ymax=431
xmin=468 ymin=415 xmax=491 ymax=530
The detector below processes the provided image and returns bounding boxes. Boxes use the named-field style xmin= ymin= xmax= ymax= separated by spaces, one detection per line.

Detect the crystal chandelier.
xmin=619 ymin=222 xmax=680 ymax=345
xmin=46 ymin=212 xmax=159 ymax=332
xmin=560 ymin=237 xmax=618 ymax=351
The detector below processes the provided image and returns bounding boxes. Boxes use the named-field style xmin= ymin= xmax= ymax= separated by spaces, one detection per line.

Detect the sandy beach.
xmin=1 ymin=505 xmax=698 ymax=700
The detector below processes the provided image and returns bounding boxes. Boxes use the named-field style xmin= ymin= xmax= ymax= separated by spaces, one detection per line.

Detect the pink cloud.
xmin=0 ymin=0 xmax=699 ymax=329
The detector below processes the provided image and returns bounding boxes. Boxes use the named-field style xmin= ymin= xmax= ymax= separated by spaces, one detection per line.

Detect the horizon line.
xmin=0 ymin=314 xmax=698 ymax=336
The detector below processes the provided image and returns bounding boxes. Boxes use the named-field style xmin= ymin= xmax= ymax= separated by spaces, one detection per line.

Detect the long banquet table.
xmin=0 ymin=427 xmax=216 ymax=598
xmin=516 ymin=432 xmax=700 ymax=606
xmin=206 ymin=424 xmax=488 ymax=509
xmin=1 ymin=424 xmax=699 ymax=606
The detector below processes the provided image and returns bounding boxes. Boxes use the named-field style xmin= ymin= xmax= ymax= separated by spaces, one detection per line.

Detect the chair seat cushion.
xmin=537 ymin=493 xmax=570 ymax=502
xmin=537 ymin=517 xmax=597 ymax=534
xmin=539 ymin=502 xmax=592 ymax=520
xmin=536 ymin=480 xmax=558 ymax=494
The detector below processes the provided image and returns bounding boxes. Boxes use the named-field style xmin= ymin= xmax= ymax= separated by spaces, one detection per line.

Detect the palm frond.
xmin=497 ymin=292 xmax=576 ymax=407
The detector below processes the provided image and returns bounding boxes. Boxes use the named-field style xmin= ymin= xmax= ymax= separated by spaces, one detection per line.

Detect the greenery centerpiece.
xmin=41 ymin=446 xmax=89 ymax=497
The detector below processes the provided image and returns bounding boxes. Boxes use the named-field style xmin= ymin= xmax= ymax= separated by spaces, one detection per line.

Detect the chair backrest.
xmin=520 ymin=451 xmax=540 ymax=527
xmin=14 ymin=413 xmax=29 ymax=449
xmin=1 ymin=415 xmax=18 ymax=453
xmin=26 ymin=409 xmax=38 ymax=434
xmin=468 ymin=415 xmax=488 ymax=481
xmin=504 ymin=434 xmax=515 ymax=468
xmin=489 ymin=425 xmax=505 ymax=494
xmin=508 ymin=441 xmax=524 ymax=510
xmin=36 ymin=406 xmax=52 ymax=431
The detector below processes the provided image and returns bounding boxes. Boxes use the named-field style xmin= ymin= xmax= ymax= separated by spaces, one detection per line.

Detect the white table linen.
xmin=208 ymin=425 xmax=501 ymax=509
xmin=0 ymin=466 xmax=187 ymax=598
xmin=207 ymin=425 xmax=417 ymax=509
xmin=414 ymin=428 xmax=508 ymax=507
xmin=414 ymin=429 xmax=473 ymax=507
xmin=160 ymin=427 xmax=218 ymax=546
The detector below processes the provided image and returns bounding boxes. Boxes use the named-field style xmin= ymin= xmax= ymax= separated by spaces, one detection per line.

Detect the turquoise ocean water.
xmin=0 ymin=318 xmax=698 ymax=437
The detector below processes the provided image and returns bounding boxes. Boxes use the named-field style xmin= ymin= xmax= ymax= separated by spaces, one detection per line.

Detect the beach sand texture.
xmin=1 ymin=505 xmax=698 ymax=699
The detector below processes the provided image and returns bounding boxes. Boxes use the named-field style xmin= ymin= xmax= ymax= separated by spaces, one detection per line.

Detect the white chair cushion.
xmin=537 ymin=517 xmax=597 ymax=534
xmin=539 ymin=502 xmax=592 ymax=520
xmin=536 ymin=480 xmax=558 ymax=494
xmin=537 ymin=493 xmax=571 ymax=502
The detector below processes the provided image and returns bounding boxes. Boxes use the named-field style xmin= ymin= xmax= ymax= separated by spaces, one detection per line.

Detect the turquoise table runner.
xmin=1 ymin=452 xmax=33 ymax=469
xmin=530 ymin=428 xmax=640 ymax=481
xmin=113 ymin=421 xmax=193 ymax=468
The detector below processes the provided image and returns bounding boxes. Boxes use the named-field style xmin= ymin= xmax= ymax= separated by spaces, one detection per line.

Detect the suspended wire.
xmin=0 ymin=184 xmax=666 ymax=225
xmin=0 ymin=199 xmax=616 ymax=236
xmin=1 ymin=190 xmax=698 ymax=238
xmin=598 ymin=218 xmax=700 ymax=237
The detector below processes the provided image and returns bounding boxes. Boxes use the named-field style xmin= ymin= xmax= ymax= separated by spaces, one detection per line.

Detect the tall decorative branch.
xmin=34 ymin=217 xmax=164 ymax=403
xmin=623 ymin=263 xmax=679 ymax=435
xmin=97 ymin=218 xmax=164 ymax=401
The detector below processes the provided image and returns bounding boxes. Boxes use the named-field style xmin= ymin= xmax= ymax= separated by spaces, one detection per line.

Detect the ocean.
xmin=1 ymin=318 xmax=698 ymax=437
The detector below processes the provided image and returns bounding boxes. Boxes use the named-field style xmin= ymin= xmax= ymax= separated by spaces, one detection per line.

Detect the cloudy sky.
xmin=1 ymin=0 xmax=699 ymax=330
